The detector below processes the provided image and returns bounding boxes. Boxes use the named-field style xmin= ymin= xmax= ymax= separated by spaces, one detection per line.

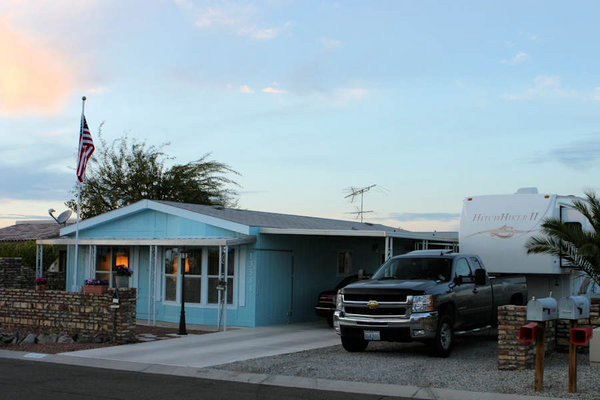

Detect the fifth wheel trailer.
xmin=459 ymin=187 xmax=597 ymax=299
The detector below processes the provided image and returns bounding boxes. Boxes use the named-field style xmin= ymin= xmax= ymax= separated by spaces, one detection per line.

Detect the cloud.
xmin=239 ymin=84 xmax=254 ymax=94
xmin=0 ymin=164 xmax=72 ymax=200
xmin=501 ymin=51 xmax=529 ymax=65
xmin=0 ymin=16 xmax=74 ymax=116
xmin=34 ymin=129 xmax=71 ymax=139
xmin=502 ymin=75 xmax=578 ymax=101
xmin=593 ymin=87 xmax=600 ymax=102
xmin=174 ymin=0 xmax=290 ymax=40
xmin=262 ymin=87 xmax=287 ymax=94
xmin=528 ymin=137 xmax=600 ymax=169
xmin=321 ymin=37 xmax=341 ymax=50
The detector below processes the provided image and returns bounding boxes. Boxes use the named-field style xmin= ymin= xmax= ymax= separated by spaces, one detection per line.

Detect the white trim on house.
xmin=60 ymin=200 xmax=251 ymax=236
xmin=37 ymin=237 xmax=257 ymax=246
xmin=259 ymin=228 xmax=387 ymax=237
xmin=259 ymin=228 xmax=457 ymax=243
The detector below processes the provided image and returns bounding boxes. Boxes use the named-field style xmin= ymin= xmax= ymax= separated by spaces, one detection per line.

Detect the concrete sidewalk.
xmin=63 ymin=321 xmax=340 ymax=368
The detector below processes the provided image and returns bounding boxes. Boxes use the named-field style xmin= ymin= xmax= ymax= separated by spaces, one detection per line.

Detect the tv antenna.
xmin=345 ymin=184 xmax=376 ymax=223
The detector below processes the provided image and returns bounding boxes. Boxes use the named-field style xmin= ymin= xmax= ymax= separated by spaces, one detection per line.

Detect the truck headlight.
xmin=335 ymin=290 xmax=343 ymax=311
xmin=412 ymin=295 xmax=434 ymax=312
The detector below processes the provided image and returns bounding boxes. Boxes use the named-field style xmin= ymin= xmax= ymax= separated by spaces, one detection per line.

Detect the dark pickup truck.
xmin=333 ymin=250 xmax=527 ymax=357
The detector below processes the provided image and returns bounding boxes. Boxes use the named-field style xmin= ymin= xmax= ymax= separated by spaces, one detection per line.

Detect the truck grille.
xmin=345 ymin=306 xmax=407 ymax=316
xmin=344 ymin=293 xmax=408 ymax=302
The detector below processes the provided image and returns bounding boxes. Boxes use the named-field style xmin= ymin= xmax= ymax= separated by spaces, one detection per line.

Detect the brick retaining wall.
xmin=0 ymin=288 xmax=137 ymax=343
xmin=0 ymin=258 xmax=34 ymax=289
xmin=0 ymin=257 xmax=66 ymax=290
xmin=498 ymin=305 xmax=556 ymax=370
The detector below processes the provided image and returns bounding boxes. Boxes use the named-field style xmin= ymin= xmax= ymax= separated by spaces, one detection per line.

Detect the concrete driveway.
xmin=63 ymin=322 xmax=340 ymax=369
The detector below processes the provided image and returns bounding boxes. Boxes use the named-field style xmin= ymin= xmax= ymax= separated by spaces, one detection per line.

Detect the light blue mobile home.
xmin=38 ymin=200 xmax=456 ymax=327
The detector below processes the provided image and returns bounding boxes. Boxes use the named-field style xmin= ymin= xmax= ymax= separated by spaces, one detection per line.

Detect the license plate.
xmin=364 ymin=330 xmax=380 ymax=341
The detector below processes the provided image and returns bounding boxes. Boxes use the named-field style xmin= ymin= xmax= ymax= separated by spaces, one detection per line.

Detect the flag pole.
xmin=73 ymin=96 xmax=86 ymax=292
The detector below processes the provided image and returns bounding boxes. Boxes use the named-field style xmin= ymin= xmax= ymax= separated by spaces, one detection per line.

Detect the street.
xmin=0 ymin=358 xmax=405 ymax=400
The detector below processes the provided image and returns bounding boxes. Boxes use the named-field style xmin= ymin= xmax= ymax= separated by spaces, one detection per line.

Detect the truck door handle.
xmin=472 ymin=288 xmax=479 ymax=294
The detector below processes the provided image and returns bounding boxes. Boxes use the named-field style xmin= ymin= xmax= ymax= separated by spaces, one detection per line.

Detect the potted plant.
xmin=34 ymin=277 xmax=48 ymax=292
xmin=83 ymin=278 xmax=109 ymax=294
xmin=115 ymin=265 xmax=133 ymax=288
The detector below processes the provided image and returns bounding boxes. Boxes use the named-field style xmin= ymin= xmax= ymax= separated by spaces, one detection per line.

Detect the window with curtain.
xmin=95 ymin=246 xmax=131 ymax=287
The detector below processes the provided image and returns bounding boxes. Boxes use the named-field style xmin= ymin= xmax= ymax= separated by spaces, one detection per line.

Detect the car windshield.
xmin=371 ymin=257 xmax=452 ymax=282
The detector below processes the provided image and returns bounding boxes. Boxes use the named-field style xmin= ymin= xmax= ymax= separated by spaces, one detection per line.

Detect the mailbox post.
xmin=559 ymin=296 xmax=591 ymax=394
xmin=521 ymin=297 xmax=558 ymax=392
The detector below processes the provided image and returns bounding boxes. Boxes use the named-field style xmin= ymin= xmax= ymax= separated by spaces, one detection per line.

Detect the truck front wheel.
xmin=341 ymin=336 xmax=368 ymax=352
xmin=432 ymin=315 xmax=453 ymax=357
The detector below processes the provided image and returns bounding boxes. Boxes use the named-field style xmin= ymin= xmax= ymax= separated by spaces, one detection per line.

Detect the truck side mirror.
xmin=453 ymin=275 xmax=463 ymax=285
xmin=474 ymin=269 xmax=486 ymax=285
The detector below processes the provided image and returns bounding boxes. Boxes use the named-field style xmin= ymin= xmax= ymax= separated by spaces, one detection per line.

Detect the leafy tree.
xmin=525 ymin=191 xmax=600 ymax=287
xmin=67 ymin=127 xmax=239 ymax=219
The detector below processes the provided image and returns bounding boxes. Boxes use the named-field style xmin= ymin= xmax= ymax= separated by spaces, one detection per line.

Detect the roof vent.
xmin=515 ymin=187 xmax=538 ymax=194
xmin=213 ymin=206 xmax=224 ymax=210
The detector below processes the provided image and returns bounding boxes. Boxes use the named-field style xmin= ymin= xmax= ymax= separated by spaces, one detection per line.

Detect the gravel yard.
xmin=216 ymin=333 xmax=600 ymax=399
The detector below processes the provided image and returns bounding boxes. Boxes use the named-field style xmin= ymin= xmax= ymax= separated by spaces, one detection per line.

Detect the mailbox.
xmin=519 ymin=322 xmax=539 ymax=343
xmin=526 ymin=297 xmax=558 ymax=322
xmin=570 ymin=325 xmax=593 ymax=345
xmin=558 ymin=296 xmax=590 ymax=320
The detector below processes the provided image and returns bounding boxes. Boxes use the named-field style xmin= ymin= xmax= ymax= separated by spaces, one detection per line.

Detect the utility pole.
xmin=345 ymin=184 xmax=376 ymax=223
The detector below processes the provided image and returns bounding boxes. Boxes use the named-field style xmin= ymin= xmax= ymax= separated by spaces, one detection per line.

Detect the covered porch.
xmin=36 ymin=236 xmax=256 ymax=328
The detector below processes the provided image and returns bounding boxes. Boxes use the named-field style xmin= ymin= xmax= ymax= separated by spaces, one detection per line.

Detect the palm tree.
xmin=525 ymin=191 xmax=600 ymax=287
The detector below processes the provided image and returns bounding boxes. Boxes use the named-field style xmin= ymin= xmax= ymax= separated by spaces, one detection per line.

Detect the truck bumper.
xmin=334 ymin=311 xmax=438 ymax=341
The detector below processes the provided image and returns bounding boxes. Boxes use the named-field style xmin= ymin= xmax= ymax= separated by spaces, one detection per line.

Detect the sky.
xmin=1 ymin=1 xmax=600 ymax=232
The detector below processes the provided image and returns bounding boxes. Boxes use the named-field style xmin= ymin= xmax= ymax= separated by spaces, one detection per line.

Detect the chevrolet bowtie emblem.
xmin=366 ymin=300 xmax=379 ymax=309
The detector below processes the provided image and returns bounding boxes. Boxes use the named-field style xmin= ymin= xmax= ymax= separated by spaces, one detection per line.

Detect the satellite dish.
xmin=56 ymin=210 xmax=73 ymax=225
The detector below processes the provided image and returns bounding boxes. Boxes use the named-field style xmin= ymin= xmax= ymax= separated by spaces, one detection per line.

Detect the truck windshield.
xmin=371 ymin=257 xmax=452 ymax=282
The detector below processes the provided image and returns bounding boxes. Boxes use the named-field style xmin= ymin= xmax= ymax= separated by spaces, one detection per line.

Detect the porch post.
xmin=153 ymin=245 xmax=158 ymax=326
xmin=148 ymin=245 xmax=154 ymax=326
xmin=224 ymin=245 xmax=228 ymax=332
xmin=35 ymin=244 xmax=43 ymax=278
xmin=217 ymin=246 xmax=222 ymax=331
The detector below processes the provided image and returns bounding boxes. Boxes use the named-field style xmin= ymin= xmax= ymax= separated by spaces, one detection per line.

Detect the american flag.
xmin=76 ymin=116 xmax=95 ymax=182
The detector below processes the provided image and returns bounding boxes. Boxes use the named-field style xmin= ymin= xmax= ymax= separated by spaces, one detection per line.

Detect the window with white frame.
xmin=164 ymin=247 xmax=235 ymax=305
xmin=95 ymin=246 xmax=131 ymax=286
xmin=183 ymin=249 xmax=202 ymax=304
xmin=164 ymin=249 xmax=178 ymax=302
xmin=207 ymin=248 xmax=234 ymax=304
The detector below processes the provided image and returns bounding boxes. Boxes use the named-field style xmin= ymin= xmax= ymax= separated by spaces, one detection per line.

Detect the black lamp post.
xmin=178 ymin=251 xmax=188 ymax=335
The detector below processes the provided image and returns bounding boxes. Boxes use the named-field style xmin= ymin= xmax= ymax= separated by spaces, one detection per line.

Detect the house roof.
xmin=156 ymin=201 xmax=409 ymax=232
xmin=0 ymin=221 xmax=63 ymax=242
xmin=58 ymin=200 xmax=458 ymax=242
